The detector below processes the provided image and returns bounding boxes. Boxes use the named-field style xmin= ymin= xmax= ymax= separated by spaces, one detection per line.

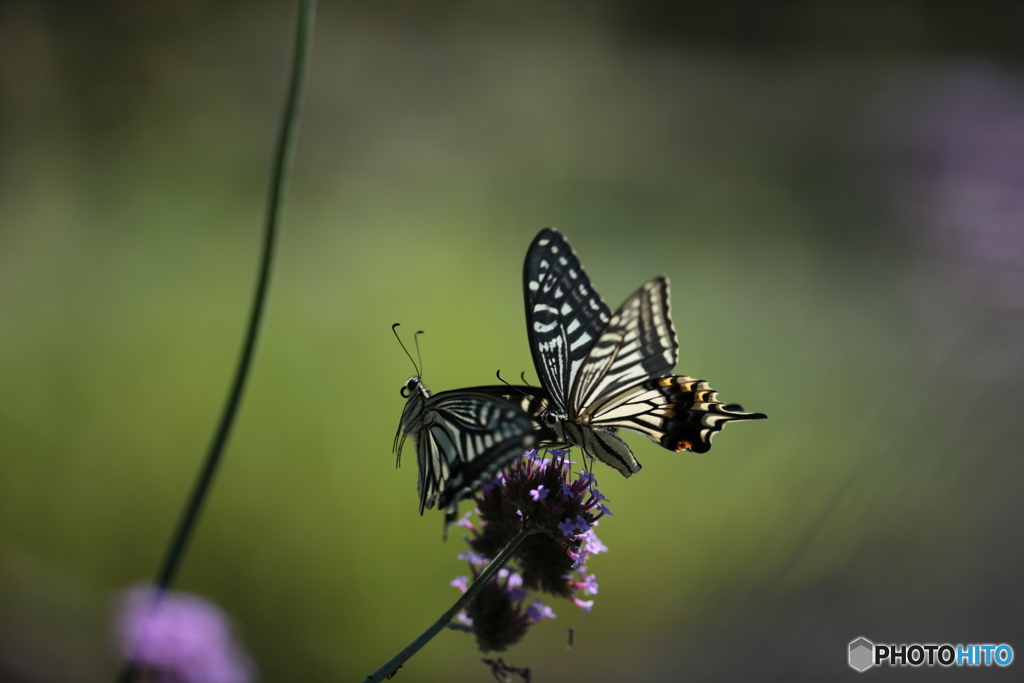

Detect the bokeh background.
xmin=2 ymin=1 xmax=1024 ymax=681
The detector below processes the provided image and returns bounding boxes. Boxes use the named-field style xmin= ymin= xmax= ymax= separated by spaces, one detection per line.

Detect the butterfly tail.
xmin=649 ymin=376 xmax=767 ymax=453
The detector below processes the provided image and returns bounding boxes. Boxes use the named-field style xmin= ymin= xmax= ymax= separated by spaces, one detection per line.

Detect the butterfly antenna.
xmin=413 ymin=329 xmax=425 ymax=378
xmin=499 ymin=370 xmax=549 ymax=417
xmin=520 ymin=371 xmax=533 ymax=387
xmin=392 ymin=323 xmax=421 ymax=377
xmin=496 ymin=369 xmax=536 ymax=401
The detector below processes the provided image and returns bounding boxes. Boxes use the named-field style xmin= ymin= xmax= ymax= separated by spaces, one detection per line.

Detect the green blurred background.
xmin=2 ymin=1 xmax=1023 ymax=681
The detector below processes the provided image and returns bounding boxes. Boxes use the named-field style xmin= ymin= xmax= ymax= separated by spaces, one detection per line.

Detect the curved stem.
xmin=154 ymin=0 xmax=315 ymax=592
xmin=361 ymin=527 xmax=536 ymax=683
xmin=116 ymin=1 xmax=316 ymax=681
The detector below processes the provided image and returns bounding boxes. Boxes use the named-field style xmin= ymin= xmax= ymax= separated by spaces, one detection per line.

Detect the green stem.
xmin=153 ymin=0 xmax=316 ymax=594
xmin=116 ymin=1 xmax=315 ymax=681
xmin=361 ymin=527 xmax=536 ymax=683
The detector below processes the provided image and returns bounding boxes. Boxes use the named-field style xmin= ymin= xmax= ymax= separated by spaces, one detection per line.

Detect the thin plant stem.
xmin=361 ymin=527 xmax=537 ymax=683
xmin=116 ymin=1 xmax=315 ymax=681
xmin=153 ymin=0 xmax=316 ymax=593
xmin=153 ymin=0 xmax=315 ymax=593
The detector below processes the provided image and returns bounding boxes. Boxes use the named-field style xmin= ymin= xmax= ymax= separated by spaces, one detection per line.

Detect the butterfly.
xmin=392 ymin=326 xmax=539 ymax=519
xmin=511 ymin=228 xmax=767 ymax=476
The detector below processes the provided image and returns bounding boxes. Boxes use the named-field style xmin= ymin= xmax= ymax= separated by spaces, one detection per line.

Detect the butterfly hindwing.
xmin=589 ymin=376 xmax=766 ymax=454
xmin=396 ymin=379 xmax=538 ymax=516
xmin=429 ymin=391 xmax=538 ymax=510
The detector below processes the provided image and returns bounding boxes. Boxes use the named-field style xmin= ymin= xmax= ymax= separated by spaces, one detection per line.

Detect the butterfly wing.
xmin=456 ymin=383 xmax=557 ymax=437
xmin=588 ymin=376 xmax=767 ymax=454
xmin=527 ymin=275 xmax=672 ymax=476
xmin=411 ymin=389 xmax=539 ymax=515
xmin=570 ymin=276 xmax=766 ymax=470
xmin=523 ymin=228 xmax=612 ymax=414
xmin=569 ymin=276 xmax=678 ymax=414
xmin=518 ymin=230 xmax=766 ymax=476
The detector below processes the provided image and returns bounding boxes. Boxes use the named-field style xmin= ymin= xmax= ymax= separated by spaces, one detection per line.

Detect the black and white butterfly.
xmin=392 ymin=326 xmax=539 ymax=519
xmin=512 ymin=228 xmax=767 ymax=476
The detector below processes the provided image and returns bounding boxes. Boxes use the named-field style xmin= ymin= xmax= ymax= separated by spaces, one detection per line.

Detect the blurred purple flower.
xmin=879 ymin=65 xmax=1024 ymax=309
xmin=452 ymin=449 xmax=610 ymax=652
xmin=461 ymin=568 xmax=557 ymax=653
xmin=115 ymin=584 xmax=256 ymax=683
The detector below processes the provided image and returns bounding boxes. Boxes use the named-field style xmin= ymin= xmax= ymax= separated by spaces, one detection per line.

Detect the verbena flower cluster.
xmin=115 ymin=584 xmax=257 ymax=683
xmin=451 ymin=449 xmax=610 ymax=652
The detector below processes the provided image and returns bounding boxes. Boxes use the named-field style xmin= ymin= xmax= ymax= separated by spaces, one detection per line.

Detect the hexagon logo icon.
xmin=849 ymin=637 xmax=874 ymax=672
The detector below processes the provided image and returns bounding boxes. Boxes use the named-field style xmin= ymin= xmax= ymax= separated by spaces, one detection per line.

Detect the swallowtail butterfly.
xmin=392 ymin=327 xmax=539 ymax=518
xmin=515 ymin=228 xmax=766 ymax=476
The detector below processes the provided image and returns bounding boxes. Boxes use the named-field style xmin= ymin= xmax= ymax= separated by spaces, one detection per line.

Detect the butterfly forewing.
xmin=524 ymin=228 xmax=612 ymax=413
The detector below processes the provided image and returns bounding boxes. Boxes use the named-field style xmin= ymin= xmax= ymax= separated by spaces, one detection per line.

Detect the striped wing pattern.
xmin=459 ymin=383 xmax=560 ymax=443
xmin=521 ymin=228 xmax=767 ymax=477
xmin=524 ymin=228 xmax=612 ymax=412
xmin=570 ymin=276 xmax=677 ymax=417
xmin=392 ymin=227 xmax=766 ymax=519
xmin=589 ymin=376 xmax=767 ymax=454
xmin=395 ymin=378 xmax=538 ymax=516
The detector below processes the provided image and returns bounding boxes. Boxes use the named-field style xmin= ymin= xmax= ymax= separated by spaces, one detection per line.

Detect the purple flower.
xmin=572 ymin=598 xmax=595 ymax=614
xmin=457 ymin=549 xmax=489 ymax=567
xmin=525 ymin=601 xmax=557 ymax=621
xmin=576 ymin=471 xmax=597 ymax=486
xmin=875 ymin=65 xmax=1024 ymax=310
xmin=526 ymin=449 xmax=549 ymax=470
xmin=581 ymin=528 xmax=607 ymax=555
xmin=451 ymin=449 xmax=611 ymax=653
xmin=457 ymin=568 xmax=554 ymax=652
xmin=115 ymin=584 xmax=256 ymax=683
xmin=573 ymin=574 xmax=599 ymax=596
xmin=504 ymin=571 xmax=523 ymax=590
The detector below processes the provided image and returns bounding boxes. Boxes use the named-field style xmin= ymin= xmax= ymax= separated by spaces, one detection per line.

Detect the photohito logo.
xmin=848 ymin=637 xmax=1014 ymax=672
xmin=849 ymin=638 xmax=874 ymax=672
